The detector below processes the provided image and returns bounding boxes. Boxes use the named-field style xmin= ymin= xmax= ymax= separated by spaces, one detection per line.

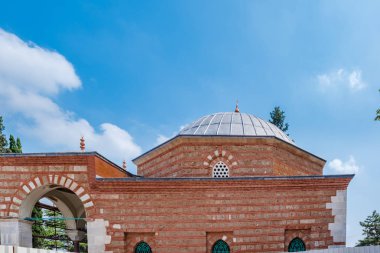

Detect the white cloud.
xmin=328 ymin=156 xmax=360 ymax=174
xmin=155 ymin=134 xmax=171 ymax=146
xmin=0 ymin=28 xmax=141 ymax=163
xmin=154 ymin=125 xmax=187 ymax=146
xmin=317 ymin=68 xmax=366 ymax=92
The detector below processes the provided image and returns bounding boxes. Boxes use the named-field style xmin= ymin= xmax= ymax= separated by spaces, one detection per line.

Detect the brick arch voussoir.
xmin=7 ymin=174 xmax=94 ymax=218
xmin=203 ymin=149 xmax=239 ymax=176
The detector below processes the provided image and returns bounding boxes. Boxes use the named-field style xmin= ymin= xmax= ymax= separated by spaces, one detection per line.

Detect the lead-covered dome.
xmin=178 ymin=112 xmax=293 ymax=144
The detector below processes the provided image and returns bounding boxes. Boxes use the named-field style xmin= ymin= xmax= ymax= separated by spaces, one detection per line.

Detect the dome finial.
xmin=234 ymin=100 xmax=240 ymax=113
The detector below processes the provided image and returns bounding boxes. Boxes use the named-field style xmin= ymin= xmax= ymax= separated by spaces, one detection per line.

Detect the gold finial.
xmin=234 ymin=100 xmax=240 ymax=113
xmin=80 ymin=136 xmax=85 ymax=152
xmin=122 ymin=160 xmax=127 ymax=170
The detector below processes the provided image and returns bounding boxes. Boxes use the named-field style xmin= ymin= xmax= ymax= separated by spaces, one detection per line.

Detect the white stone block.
xmin=70 ymin=182 xmax=78 ymax=191
xmin=64 ymin=178 xmax=72 ymax=188
xmin=80 ymin=194 xmax=90 ymax=202
xmin=28 ymin=181 xmax=36 ymax=190
xmin=73 ymin=165 xmax=87 ymax=172
xmin=34 ymin=177 xmax=42 ymax=187
xmin=84 ymin=201 xmax=94 ymax=208
xmin=76 ymin=187 xmax=84 ymax=196
xmin=112 ymin=224 xmax=121 ymax=229
xmin=53 ymin=175 xmax=59 ymax=184
xmin=22 ymin=185 xmax=30 ymax=194
xmin=59 ymin=176 xmax=66 ymax=186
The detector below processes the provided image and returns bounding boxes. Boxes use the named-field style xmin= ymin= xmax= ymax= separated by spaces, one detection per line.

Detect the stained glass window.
xmin=213 ymin=161 xmax=229 ymax=178
xmin=288 ymin=237 xmax=306 ymax=252
xmin=212 ymin=239 xmax=230 ymax=253
xmin=135 ymin=241 xmax=152 ymax=253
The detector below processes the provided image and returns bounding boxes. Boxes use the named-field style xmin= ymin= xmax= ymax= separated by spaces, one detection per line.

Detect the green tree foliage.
xmin=0 ymin=116 xmax=8 ymax=153
xmin=32 ymin=205 xmax=74 ymax=251
xmin=376 ymin=89 xmax=380 ymax=121
xmin=357 ymin=210 xmax=380 ymax=246
xmin=16 ymin=137 xmax=22 ymax=153
xmin=0 ymin=116 xmax=22 ymax=153
xmin=9 ymin=135 xmax=17 ymax=153
xmin=32 ymin=207 xmax=45 ymax=248
xmin=269 ymin=106 xmax=289 ymax=133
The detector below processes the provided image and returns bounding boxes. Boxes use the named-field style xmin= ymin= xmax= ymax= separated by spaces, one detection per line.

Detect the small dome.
xmin=178 ymin=112 xmax=293 ymax=144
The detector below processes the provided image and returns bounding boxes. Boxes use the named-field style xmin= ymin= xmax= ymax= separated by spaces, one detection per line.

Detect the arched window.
xmin=212 ymin=239 xmax=230 ymax=253
xmin=288 ymin=237 xmax=306 ymax=252
xmin=135 ymin=241 xmax=152 ymax=253
xmin=213 ymin=161 xmax=229 ymax=178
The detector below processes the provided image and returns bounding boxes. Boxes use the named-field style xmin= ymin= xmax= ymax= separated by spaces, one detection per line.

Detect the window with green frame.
xmin=135 ymin=241 xmax=152 ymax=253
xmin=288 ymin=237 xmax=306 ymax=252
xmin=212 ymin=239 xmax=230 ymax=253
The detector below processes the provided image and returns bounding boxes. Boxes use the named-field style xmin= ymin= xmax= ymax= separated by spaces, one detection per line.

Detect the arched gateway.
xmin=6 ymin=175 xmax=92 ymax=251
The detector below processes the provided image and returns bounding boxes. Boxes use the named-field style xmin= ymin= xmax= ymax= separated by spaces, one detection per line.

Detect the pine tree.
xmin=9 ymin=134 xmax=17 ymax=153
xmin=357 ymin=210 xmax=380 ymax=246
xmin=16 ymin=137 xmax=22 ymax=153
xmin=269 ymin=106 xmax=289 ymax=133
xmin=0 ymin=116 xmax=8 ymax=153
xmin=0 ymin=116 xmax=23 ymax=153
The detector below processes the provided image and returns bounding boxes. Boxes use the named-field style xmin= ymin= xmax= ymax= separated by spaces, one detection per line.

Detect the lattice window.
xmin=135 ymin=241 xmax=152 ymax=253
xmin=212 ymin=239 xmax=230 ymax=253
xmin=288 ymin=237 xmax=306 ymax=252
xmin=213 ymin=161 xmax=229 ymax=178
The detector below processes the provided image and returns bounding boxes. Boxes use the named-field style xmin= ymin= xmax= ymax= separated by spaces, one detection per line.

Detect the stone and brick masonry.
xmin=0 ymin=134 xmax=353 ymax=253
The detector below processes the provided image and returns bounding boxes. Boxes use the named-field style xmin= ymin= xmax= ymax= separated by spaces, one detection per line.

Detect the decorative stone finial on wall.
xmin=80 ymin=136 xmax=85 ymax=152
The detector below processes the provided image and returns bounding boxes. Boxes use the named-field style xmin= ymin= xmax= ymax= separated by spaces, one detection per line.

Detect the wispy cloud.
xmin=0 ymin=28 xmax=141 ymax=163
xmin=155 ymin=134 xmax=171 ymax=146
xmin=317 ymin=68 xmax=366 ymax=92
xmin=328 ymin=155 xmax=360 ymax=174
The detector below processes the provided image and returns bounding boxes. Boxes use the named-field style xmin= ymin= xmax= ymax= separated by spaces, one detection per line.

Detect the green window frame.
xmin=212 ymin=239 xmax=230 ymax=253
xmin=135 ymin=241 xmax=152 ymax=253
xmin=288 ymin=237 xmax=306 ymax=252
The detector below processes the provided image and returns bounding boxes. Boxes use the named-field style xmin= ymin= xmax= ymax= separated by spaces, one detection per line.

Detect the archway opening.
xmin=21 ymin=185 xmax=87 ymax=252
xmin=288 ymin=237 xmax=306 ymax=252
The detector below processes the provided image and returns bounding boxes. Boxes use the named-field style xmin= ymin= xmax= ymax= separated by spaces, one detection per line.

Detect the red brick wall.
xmin=94 ymin=156 xmax=129 ymax=178
xmin=135 ymin=137 xmax=325 ymax=178
xmin=95 ymin=178 xmax=350 ymax=253
xmin=0 ymin=153 xmax=349 ymax=253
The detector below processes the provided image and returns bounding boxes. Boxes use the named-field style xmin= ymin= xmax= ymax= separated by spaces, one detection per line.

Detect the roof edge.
xmin=132 ymin=135 xmax=326 ymax=164
xmin=0 ymin=151 xmax=137 ymax=177
xmin=97 ymin=174 xmax=354 ymax=182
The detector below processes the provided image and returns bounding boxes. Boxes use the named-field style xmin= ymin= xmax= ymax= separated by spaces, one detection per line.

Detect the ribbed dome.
xmin=178 ymin=112 xmax=293 ymax=144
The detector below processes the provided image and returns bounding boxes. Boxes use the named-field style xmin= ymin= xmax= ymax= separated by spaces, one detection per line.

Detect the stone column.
xmin=0 ymin=219 xmax=33 ymax=247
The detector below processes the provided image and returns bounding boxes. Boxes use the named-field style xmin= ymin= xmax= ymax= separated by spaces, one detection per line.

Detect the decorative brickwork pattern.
xmin=7 ymin=174 xmax=94 ymax=218
xmin=135 ymin=137 xmax=325 ymax=178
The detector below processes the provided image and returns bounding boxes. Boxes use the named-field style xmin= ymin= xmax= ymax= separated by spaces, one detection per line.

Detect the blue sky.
xmin=0 ymin=0 xmax=379 ymax=247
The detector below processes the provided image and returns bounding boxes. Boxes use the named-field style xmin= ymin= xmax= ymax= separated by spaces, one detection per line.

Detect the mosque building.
xmin=0 ymin=107 xmax=353 ymax=253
